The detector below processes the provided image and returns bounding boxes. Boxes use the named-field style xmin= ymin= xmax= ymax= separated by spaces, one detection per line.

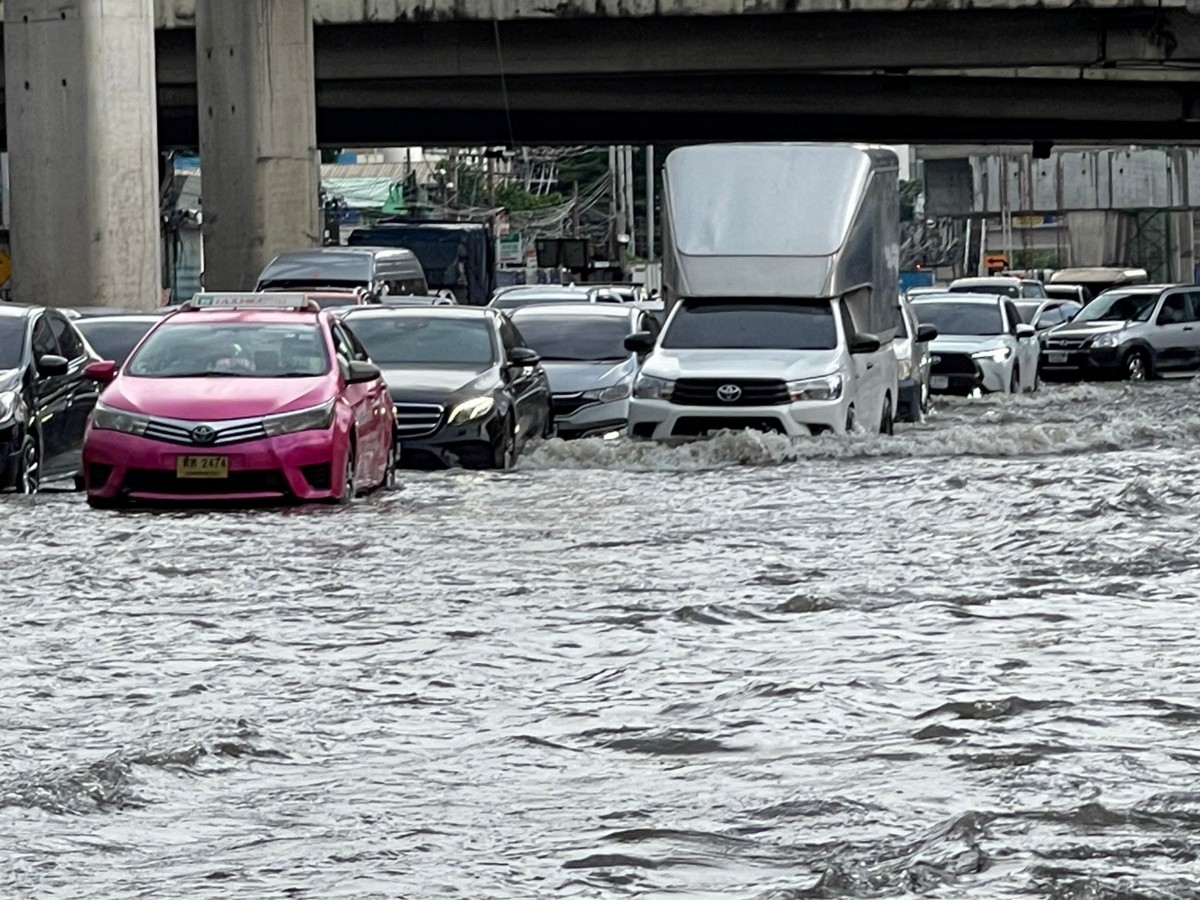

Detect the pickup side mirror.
xmin=624 ymin=331 xmax=655 ymax=354
xmin=346 ymin=360 xmax=382 ymax=384
xmin=916 ymin=324 xmax=938 ymax=343
xmin=1015 ymin=324 xmax=1037 ymax=340
xmin=849 ymin=332 xmax=882 ymax=355
xmin=38 ymin=354 xmax=70 ymax=377
xmin=83 ymin=360 xmax=117 ymax=383
xmin=508 ymin=347 xmax=541 ymax=367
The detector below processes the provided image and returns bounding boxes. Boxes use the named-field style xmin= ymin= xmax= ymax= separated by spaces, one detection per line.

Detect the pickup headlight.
xmin=972 ymin=347 xmax=1013 ymax=363
xmin=447 ymin=396 xmax=495 ymax=425
xmin=898 ymin=359 xmax=913 ymax=381
xmin=0 ymin=390 xmax=21 ymax=425
xmin=1092 ymin=333 xmax=1122 ymax=348
xmin=263 ymin=399 xmax=336 ymax=437
xmin=633 ymin=375 xmax=674 ymax=401
xmin=91 ymin=402 xmax=150 ymax=436
xmin=583 ymin=383 xmax=632 ymax=403
xmin=788 ymin=374 xmax=843 ymax=402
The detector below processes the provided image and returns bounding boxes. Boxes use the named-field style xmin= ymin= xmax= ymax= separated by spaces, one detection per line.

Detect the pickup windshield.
xmin=662 ymin=300 xmax=837 ymax=350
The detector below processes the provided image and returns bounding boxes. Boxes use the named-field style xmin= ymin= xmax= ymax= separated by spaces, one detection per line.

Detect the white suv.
xmin=625 ymin=297 xmax=898 ymax=438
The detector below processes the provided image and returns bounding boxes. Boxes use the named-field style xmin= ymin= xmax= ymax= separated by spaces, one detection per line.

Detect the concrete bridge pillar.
xmin=196 ymin=0 xmax=319 ymax=291
xmin=4 ymin=0 xmax=162 ymax=309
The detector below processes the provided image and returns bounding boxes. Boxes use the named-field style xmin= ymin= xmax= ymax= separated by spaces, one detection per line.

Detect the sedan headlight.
xmin=1091 ymin=332 xmax=1122 ymax=348
xmin=583 ymin=383 xmax=632 ymax=403
xmin=263 ymin=400 xmax=336 ymax=437
xmin=972 ymin=347 xmax=1013 ymax=363
xmin=0 ymin=390 xmax=21 ymax=425
xmin=447 ymin=396 xmax=495 ymax=426
xmin=788 ymin=374 xmax=843 ymax=402
xmin=633 ymin=375 xmax=674 ymax=400
xmin=91 ymin=402 xmax=150 ymax=436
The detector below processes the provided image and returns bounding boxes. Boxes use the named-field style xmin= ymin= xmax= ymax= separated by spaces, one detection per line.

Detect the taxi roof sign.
xmin=184 ymin=292 xmax=320 ymax=311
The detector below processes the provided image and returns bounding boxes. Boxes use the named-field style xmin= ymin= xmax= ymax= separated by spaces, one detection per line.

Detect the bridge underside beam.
xmin=151 ymin=71 xmax=1200 ymax=146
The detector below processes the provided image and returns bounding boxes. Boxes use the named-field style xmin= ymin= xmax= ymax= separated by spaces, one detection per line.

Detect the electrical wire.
xmin=491 ymin=0 xmax=518 ymax=150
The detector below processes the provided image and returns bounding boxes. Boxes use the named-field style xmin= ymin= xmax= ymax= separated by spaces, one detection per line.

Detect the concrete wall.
xmin=0 ymin=0 xmax=1189 ymax=24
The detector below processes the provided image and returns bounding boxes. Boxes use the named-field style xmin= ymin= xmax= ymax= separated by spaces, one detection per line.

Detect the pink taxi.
xmin=82 ymin=293 xmax=396 ymax=508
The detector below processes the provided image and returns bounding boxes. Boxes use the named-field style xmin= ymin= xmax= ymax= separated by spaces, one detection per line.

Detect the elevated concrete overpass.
xmin=6 ymin=0 xmax=1200 ymax=307
xmin=5 ymin=1 xmax=1200 ymax=145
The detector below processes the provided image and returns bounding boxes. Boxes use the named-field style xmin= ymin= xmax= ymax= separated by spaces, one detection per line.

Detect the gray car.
xmin=509 ymin=303 xmax=660 ymax=439
xmin=1040 ymin=284 xmax=1197 ymax=381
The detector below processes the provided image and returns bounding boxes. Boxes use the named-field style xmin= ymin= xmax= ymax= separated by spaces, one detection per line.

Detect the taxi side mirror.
xmin=346 ymin=360 xmax=381 ymax=384
xmin=84 ymin=360 xmax=118 ymax=383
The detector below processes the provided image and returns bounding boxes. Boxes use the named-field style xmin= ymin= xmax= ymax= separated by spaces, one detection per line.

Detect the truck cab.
xmin=626 ymin=294 xmax=898 ymax=438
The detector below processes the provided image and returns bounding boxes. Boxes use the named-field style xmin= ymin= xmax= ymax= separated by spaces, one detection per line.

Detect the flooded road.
xmin=4 ymin=381 xmax=1200 ymax=898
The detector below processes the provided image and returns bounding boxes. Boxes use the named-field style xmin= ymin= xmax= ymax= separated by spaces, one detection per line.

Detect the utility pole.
xmin=624 ymin=146 xmax=637 ymax=260
xmin=609 ymin=145 xmax=620 ymax=261
xmin=571 ymin=182 xmax=581 ymax=237
xmin=646 ymin=145 xmax=656 ymax=262
xmin=487 ymin=153 xmax=496 ymax=208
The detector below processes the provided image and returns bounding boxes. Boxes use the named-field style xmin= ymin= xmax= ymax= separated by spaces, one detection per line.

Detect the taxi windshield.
xmin=126 ymin=322 xmax=330 ymax=378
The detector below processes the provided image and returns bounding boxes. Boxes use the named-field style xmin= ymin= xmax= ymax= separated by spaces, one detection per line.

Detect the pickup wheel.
xmin=1124 ymin=349 xmax=1149 ymax=382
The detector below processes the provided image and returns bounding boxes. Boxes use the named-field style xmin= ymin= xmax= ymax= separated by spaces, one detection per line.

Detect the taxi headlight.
xmin=633 ymin=375 xmax=674 ymax=400
xmin=788 ymin=374 xmax=843 ymax=402
xmin=1092 ymin=332 xmax=1122 ymax=348
xmin=972 ymin=347 xmax=1012 ymax=363
xmin=447 ymin=396 xmax=495 ymax=426
xmin=0 ymin=390 xmax=21 ymax=425
xmin=263 ymin=400 xmax=336 ymax=437
xmin=583 ymin=383 xmax=632 ymax=403
xmin=91 ymin=403 xmax=150 ymax=436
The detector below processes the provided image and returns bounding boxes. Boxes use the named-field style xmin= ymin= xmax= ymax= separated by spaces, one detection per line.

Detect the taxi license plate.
xmin=176 ymin=456 xmax=228 ymax=479
xmin=1047 ymin=352 xmax=1069 ymax=364
xmin=930 ymin=376 xmax=949 ymax=390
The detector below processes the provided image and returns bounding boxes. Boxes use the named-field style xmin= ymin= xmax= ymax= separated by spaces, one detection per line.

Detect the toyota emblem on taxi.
xmin=190 ymin=425 xmax=218 ymax=445
xmin=716 ymin=384 xmax=742 ymax=403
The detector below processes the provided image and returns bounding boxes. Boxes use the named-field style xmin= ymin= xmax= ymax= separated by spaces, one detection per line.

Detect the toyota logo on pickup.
xmin=716 ymin=384 xmax=742 ymax=403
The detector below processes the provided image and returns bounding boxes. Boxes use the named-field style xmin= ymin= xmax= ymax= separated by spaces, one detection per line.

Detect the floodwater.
xmin=4 ymin=381 xmax=1200 ymax=898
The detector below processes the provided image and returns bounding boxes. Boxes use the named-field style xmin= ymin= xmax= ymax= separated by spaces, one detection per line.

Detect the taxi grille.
xmin=672 ymin=379 xmax=790 ymax=406
xmin=124 ymin=469 xmax=288 ymax=495
xmin=392 ymin=403 xmax=443 ymax=439
xmin=143 ymin=417 xmax=268 ymax=446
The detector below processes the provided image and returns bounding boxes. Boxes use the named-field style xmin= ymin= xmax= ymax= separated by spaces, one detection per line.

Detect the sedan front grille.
xmin=929 ymin=352 xmax=977 ymax=377
xmin=142 ymin=416 xmax=268 ymax=446
xmin=1044 ymin=336 xmax=1090 ymax=350
xmin=392 ymin=403 xmax=444 ymax=439
xmin=672 ymin=378 xmax=790 ymax=406
xmin=552 ymin=394 xmax=595 ymax=417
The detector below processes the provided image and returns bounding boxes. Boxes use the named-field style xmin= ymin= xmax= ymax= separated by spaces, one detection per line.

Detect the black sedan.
xmin=0 ymin=304 xmax=100 ymax=492
xmin=74 ymin=314 xmax=161 ymax=366
xmin=340 ymin=307 xmax=553 ymax=469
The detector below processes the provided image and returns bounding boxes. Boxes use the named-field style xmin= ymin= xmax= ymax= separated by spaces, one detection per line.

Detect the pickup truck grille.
xmin=672 ymin=378 xmax=790 ymax=406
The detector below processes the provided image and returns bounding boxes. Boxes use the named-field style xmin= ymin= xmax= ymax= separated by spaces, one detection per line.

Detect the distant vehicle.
xmin=347 ymin=221 xmax=495 ymax=306
xmin=339 ymin=306 xmax=553 ymax=469
xmin=587 ymin=284 xmax=650 ymax=305
xmin=509 ymin=304 xmax=660 ymax=439
xmin=377 ymin=294 xmax=457 ymax=307
xmin=905 ymin=285 xmax=949 ymax=300
xmin=1044 ymin=284 xmax=1092 ymax=306
xmin=1013 ymin=298 xmax=1083 ymax=334
xmin=948 ymin=276 xmax=1048 ymax=300
xmin=0 ymin=304 xmax=99 ymax=493
xmin=487 ymin=285 xmax=594 ymax=312
xmin=82 ymin=293 xmax=396 ymax=508
xmin=910 ymin=293 xmax=1040 ymax=394
xmin=63 ymin=307 xmax=144 ymax=319
xmin=1049 ymin=267 xmax=1148 ymax=298
xmin=627 ymin=143 xmax=901 ymax=439
xmin=74 ymin=314 xmax=160 ymax=366
xmin=255 ymin=247 xmax=428 ymax=298
xmin=894 ymin=296 xmax=939 ymax=423
xmin=1040 ymin=284 xmax=1199 ymax=381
